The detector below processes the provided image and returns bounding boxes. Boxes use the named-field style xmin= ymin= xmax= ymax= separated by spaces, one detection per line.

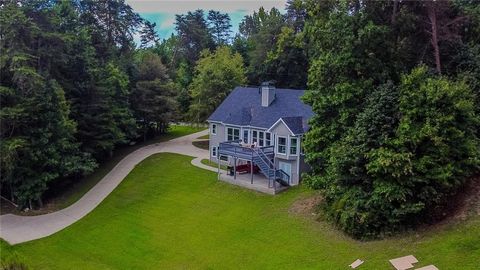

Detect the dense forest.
xmin=1 ymin=0 xmax=479 ymax=238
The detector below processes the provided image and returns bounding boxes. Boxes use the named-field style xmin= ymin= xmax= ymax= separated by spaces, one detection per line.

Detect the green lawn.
xmin=192 ymin=140 xmax=209 ymax=150
xmin=197 ymin=134 xmax=209 ymax=139
xmin=201 ymin=158 xmax=227 ymax=170
xmin=0 ymin=125 xmax=205 ymax=216
xmin=1 ymin=153 xmax=479 ymax=269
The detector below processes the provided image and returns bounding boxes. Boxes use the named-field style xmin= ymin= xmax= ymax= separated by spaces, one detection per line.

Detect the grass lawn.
xmin=0 ymin=125 xmax=205 ymax=216
xmin=197 ymin=134 xmax=209 ymax=139
xmin=1 ymin=153 xmax=479 ymax=269
xmin=192 ymin=140 xmax=209 ymax=150
xmin=201 ymin=158 xmax=227 ymax=170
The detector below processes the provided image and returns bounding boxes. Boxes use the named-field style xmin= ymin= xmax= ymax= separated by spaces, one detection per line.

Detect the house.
xmin=207 ymin=82 xmax=313 ymax=193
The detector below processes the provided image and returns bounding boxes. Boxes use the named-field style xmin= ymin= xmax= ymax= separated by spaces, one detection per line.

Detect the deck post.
xmin=233 ymin=157 xmax=237 ymax=180
xmin=250 ymin=159 xmax=253 ymax=184
xmin=217 ymin=156 xmax=220 ymax=180
xmin=274 ymin=175 xmax=277 ymax=192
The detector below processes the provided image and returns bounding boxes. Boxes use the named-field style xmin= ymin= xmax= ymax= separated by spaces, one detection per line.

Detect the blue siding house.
xmin=207 ymin=83 xmax=313 ymax=192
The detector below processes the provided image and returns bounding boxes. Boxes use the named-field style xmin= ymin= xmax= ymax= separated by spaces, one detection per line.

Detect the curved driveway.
xmin=0 ymin=129 xmax=214 ymax=245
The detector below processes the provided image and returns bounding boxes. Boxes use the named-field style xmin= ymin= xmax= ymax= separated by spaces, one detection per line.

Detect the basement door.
xmin=278 ymin=161 xmax=291 ymax=184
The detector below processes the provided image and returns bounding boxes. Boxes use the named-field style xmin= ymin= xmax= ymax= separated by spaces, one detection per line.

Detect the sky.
xmin=126 ymin=0 xmax=287 ymax=41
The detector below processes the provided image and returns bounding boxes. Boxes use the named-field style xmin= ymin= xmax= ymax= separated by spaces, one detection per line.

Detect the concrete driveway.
xmin=0 ymin=129 xmax=214 ymax=245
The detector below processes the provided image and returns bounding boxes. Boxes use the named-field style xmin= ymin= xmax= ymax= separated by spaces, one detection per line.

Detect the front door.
xmin=278 ymin=161 xmax=291 ymax=184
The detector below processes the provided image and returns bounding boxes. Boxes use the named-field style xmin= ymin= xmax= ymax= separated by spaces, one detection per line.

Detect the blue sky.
xmin=126 ymin=0 xmax=287 ymax=41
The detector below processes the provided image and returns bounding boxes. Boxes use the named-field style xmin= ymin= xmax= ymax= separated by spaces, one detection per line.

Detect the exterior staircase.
xmin=218 ymin=141 xmax=290 ymax=188
xmin=252 ymin=148 xmax=290 ymax=187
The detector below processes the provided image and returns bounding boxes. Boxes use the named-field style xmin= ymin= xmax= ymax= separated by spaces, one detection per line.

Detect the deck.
xmin=218 ymin=141 xmax=274 ymax=161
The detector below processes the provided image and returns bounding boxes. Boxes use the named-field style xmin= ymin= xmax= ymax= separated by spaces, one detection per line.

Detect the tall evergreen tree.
xmin=207 ymin=10 xmax=232 ymax=45
xmin=175 ymin=10 xmax=215 ymax=65
xmin=140 ymin=20 xmax=160 ymax=48
xmin=131 ymin=52 xmax=177 ymax=141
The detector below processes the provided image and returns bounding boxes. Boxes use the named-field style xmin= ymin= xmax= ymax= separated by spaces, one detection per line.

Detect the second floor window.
xmin=266 ymin=132 xmax=272 ymax=146
xmin=211 ymin=124 xmax=217 ymax=135
xmin=252 ymin=131 xmax=258 ymax=143
xmin=243 ymin=130 xmax=249 ymax=143
xmin=290 ymin=137 xmax=298 ymax=155
xmin=277 ymin=137 xmax=286 ymax=154
xmin=227 ymin=127 xmax=240 ymax=141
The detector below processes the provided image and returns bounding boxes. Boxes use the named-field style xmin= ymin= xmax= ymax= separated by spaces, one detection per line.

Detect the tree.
xmin=188 ymin=47 xmax=246 ymax=122
xmin=131 ymin=52 xmax=177 ymax=141
xmin=175 ymin=10 xmax=215 ymax=65
xmin=140 ymin=20 xmax=160 ymax=48
xmin=286 ymin=0 xmax=307 ymax=33
xmin=207 ymin=10 xmax=232 ymax=45
xmin=265 ymin=26 xmax=308 ymax=89
xmin=239 ymin=7 xmax=286 ymax=84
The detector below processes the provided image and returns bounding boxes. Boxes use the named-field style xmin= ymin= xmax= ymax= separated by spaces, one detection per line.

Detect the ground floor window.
xmin=252 ymin=130 xmax=258 ymax=144
xmin=227 ymin=127 xmax=240 ymax=141
xmin=212 ymin=146 xmax=217 ymax=157
xmin=277 ymin=136 xmax=287 ymax=154
xmin=259 ymin=132 xmax=264 ymax=146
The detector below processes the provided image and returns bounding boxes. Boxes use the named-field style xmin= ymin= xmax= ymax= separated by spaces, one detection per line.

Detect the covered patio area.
xmin=217 ymin=170 xmax=287 ymax=195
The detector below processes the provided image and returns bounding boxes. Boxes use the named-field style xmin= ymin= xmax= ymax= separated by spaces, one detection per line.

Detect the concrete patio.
xmin=217 ymin=170 xmax=287 ymax=195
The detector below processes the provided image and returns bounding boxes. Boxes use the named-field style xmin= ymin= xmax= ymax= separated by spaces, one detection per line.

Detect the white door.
xmin=278 ymin=161 xmax=291 ymax=183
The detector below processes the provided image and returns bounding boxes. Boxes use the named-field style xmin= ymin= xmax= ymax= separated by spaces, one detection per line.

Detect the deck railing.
xmin=218 ymin=141 xmax=290 ymax=188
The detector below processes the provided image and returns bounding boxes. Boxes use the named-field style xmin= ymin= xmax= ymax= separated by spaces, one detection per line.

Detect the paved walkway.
xmin=0 ymin=129 xmax=214 ymax=245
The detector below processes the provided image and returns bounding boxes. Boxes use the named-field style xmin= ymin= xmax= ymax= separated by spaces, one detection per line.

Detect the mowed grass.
xmin=201 ymin=158 xmax=227 ymax=170
xmin=1 ymin=153 xmax=479 ymax=269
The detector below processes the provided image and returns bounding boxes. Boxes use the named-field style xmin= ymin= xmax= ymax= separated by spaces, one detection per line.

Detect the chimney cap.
xmin=261 ymin=81 xmax=276 ymax=87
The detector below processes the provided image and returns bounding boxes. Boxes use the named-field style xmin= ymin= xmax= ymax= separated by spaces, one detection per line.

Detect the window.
xmin=252 ymin=131 xmax=258 ymax=143
xmin=259 ymin=132 xmax=264 ymax=146
xmin=227 ymin=127 xmax=240 ymax=141
xmin=277 ymin=137 xmax=287 ymax=154
xmin=290 ymin=137 xmax=298 ymax=155
xmin=266 ymin=132 xmax=271 ymax=146
xmin=211 ymin=124 xmax=217 ymax=135
xmin=243 ymin=130 xmax=249 ymax=143
xmin=212 ymin=146 xmax=217 ymax=157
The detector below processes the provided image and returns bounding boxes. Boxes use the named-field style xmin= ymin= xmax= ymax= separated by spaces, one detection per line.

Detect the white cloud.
xmin=126 ymin=0 xmax=286 ymax=15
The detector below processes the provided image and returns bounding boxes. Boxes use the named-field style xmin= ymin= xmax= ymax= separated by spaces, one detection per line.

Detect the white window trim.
xmin=243 ymin=129 xmax=250 ymax=144
xmin=226 ymin=127 xmax=240 ymax=141
xmin=265 ymin=132 xmax=272 ymax=146
xmin=277 ymin=136 xmax=287 ymax=155
xmin=211 ymin=124 xmax=217 ymax=135
xmin=290 ymin=137 xmax=298 ymax=156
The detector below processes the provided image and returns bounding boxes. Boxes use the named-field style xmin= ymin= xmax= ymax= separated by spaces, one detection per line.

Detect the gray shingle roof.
xmin=207 ymin=86 xmax=313 ymax=134
xmin=280 ymin=116 xmax=307 ymax=135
